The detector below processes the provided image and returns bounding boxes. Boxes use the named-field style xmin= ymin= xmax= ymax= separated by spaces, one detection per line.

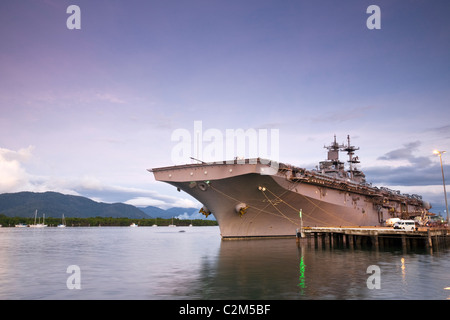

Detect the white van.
xmin=393 ymin=220 xmax=416 ymax=231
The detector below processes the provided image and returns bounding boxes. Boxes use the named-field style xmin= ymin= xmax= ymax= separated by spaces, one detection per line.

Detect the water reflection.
xmin=188 ymin=238 xmax=450 ymax=300
xmin=298 ymin=255 xmax=306 ymax=295
xmin=401 ymin=257 xmax=406 ymax=284
xmin=186 ymin=239 xmax=373 ymax=299
xmin=1 ymin=227 xmax=450 ymax=299
xmin=445 ymin=287 xmax=450 ymax=300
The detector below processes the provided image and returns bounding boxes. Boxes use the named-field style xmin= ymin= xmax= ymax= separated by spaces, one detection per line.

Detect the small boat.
xmin=130 ymin=223 xmax=138 ymax=227
xmin=15 ymin=223 xmax=28 ymax=228
xmin=57 ymin=214 xmax=66 ymax=228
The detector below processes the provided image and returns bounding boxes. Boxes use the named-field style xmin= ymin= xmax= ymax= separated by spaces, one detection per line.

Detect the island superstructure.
xmin=150 ymin=135 xmax=431 ymax=239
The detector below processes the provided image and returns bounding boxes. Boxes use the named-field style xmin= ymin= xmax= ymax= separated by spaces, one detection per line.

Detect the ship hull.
xmin=150 ymin=160 xmax=420 ymax=238
xmin=166 ymin=175 xmax=381 ymax=238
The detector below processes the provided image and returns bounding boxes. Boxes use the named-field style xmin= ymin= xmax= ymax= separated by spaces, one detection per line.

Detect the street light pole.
xmin=434 ymin=150 xmax=449 ymax=225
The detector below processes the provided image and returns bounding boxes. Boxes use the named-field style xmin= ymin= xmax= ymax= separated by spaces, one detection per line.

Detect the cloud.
xmin=124 ymin=197 xmax=168 ymax=208
xmin=364 ymin=164 xmax=444 ymax=187
xmin=0 ymin=146 xmax=34 ymax=193
xmin=362 ymin=141 xmax=443 ymax=186
xmin=0 ymin=145 xmax=34 ymax=162
xmin=377 ymin=141 xmax=432 ymax=167
xmin=176 ymin=211 xmax=209 ymax=220
xmin=124 ymin=194 xmax=200 ymax=210
xmin=426 ymin=125 xmax=450 ymax=139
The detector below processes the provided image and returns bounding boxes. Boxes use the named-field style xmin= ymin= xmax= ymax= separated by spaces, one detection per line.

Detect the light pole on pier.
xmin=434 ymin=150 xmax=449 ymax=225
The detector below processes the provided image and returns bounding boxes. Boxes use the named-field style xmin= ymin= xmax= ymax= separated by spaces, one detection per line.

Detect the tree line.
xmin=0 ymin=214 xmax=218 ymax=227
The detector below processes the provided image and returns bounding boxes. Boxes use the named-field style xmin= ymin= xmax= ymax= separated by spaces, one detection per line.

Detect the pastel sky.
xmin=1 ymin=0 xmax=449 ymax=214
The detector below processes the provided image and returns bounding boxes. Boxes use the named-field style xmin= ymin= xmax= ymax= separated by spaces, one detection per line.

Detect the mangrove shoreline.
xmin=0 ymin=214 xmax=218 ymax=227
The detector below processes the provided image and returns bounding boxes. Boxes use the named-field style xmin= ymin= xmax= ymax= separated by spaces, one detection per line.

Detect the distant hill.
xmin=0 ymin=191 xmax=150 ymax=219
xmin=0 ymin=191 xmax=215 ymax=220
xmin=138 ymin=205 xmax=168 ymax=218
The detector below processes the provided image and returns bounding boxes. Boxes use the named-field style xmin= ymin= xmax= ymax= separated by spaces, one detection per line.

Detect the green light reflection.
xmin=298 ymin=255 xmax=306 ymax=295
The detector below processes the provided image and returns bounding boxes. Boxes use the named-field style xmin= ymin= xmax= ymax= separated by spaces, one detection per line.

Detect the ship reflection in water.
xmin=184 ymin=237 xmax=450 ymax=300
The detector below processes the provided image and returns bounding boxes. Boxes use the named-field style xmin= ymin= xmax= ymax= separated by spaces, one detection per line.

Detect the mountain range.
xmin=0 ymin=191 xmax=210 ymax=220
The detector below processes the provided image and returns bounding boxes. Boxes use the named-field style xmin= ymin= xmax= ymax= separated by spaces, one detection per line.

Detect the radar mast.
xmin=319 ymin=135 xmax=366 ymax=183
xmin=342 ymin=135 xmax=365 ymax=183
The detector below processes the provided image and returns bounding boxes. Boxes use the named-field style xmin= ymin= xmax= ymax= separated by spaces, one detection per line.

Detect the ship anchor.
xmin=235 ymin=203 xmax=249 ymax=217
xmin=199 ymin=206 xmax=211 ymax=218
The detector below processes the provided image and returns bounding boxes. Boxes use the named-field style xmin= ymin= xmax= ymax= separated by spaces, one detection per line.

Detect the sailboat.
xmin=152 ymin=217 xmax=157 ymax=227
xmin=168 ymin=217 xmax=176 ymax=227
xmin=29 ymin=210 xmax=48 ymax=228
xmin=57 ymin=214 xmax=66 ymax=228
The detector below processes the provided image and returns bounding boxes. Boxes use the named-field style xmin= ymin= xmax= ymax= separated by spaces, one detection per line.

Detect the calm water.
xmin=0 ymin=226 xmax=449 ymax=300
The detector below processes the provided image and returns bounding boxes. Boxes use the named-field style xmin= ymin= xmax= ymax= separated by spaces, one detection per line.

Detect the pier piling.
xmin=297 ymin=227 xmax=450 ymax=252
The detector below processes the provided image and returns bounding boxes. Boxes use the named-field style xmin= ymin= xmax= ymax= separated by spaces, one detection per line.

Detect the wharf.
xmin=296 ymin=226 xmax=450 ymax=251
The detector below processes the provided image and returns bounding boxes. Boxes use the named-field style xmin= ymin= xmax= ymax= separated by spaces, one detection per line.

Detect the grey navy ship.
xmin=150 ymin=135 xmax=431 ymax=239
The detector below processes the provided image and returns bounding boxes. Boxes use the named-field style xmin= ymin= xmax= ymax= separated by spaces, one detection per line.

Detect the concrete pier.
xmin=297 ymin=227 xmax=450 ymax=252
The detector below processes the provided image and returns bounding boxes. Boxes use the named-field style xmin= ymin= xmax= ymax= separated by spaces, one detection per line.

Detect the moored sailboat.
xmin=57 ymin=214 xmax=66 ymax=228
xmin=29 ymin=210 xmax=47 ymax=228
